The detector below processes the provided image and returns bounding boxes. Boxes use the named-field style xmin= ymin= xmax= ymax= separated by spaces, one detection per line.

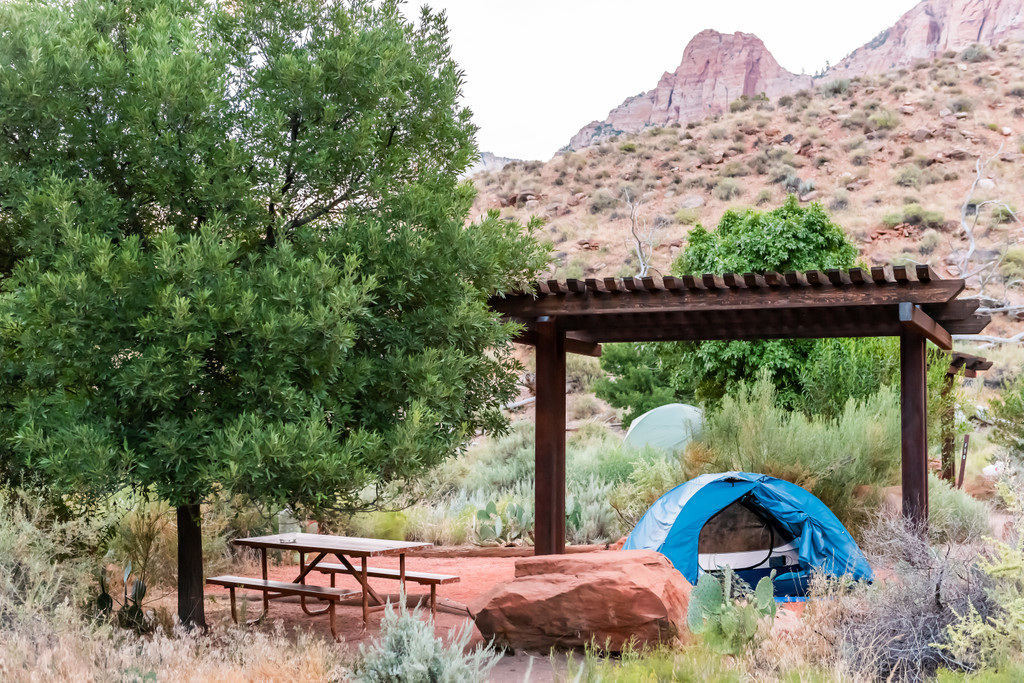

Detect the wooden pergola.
xmin=490 ymin=265 xmax=991 ymax=554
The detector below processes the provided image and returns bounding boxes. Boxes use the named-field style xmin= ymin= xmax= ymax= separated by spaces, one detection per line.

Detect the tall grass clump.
xmin=691 ymin=375 xmax=901 ymax=529
xmin=0 ymin=490 xmax=345 ymax=680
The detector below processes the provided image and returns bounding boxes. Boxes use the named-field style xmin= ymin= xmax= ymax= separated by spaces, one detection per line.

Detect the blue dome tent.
xmin=623 ymin=472 xmax=873 ymax=599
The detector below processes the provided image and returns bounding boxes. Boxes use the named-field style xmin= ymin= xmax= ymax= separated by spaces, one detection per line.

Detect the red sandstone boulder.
xmin=469 ymin=550 xmax=691 ymax=652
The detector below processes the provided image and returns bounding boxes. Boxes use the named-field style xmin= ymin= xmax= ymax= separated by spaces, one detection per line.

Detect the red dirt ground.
xmin=201 ymin=549 xmax=806 ymax=681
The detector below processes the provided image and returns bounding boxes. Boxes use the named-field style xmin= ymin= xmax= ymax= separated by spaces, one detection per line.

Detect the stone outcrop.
xmin=569 ymin=30 xmax=812 ymax=149
xmin=469 ymin=550 xmax=692 ymax=651
xmin=824 ymin=0 xmax=1024 ymax=80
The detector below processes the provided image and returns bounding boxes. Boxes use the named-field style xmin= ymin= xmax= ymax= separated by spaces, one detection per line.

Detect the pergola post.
xmin=939 ymin=374 xmax=956 ymax=481
xmin=534 ymin=316 xmax=566 ymax=555
xmin=900 ymin=329 xmax=929 ymax=529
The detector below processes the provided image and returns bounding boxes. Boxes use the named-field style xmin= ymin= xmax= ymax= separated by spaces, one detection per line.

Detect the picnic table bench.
xmin=205 ymin=533 xmax=451 ymax=637
xmin=206 ymin=575 xmax=353 ymax=640
xmin=314 ymin=562 xmax=458 ymax=615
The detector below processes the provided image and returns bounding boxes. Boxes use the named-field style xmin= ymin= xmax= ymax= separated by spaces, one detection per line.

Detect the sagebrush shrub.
xmin=353 ymin=601 xmax=499 ymax=683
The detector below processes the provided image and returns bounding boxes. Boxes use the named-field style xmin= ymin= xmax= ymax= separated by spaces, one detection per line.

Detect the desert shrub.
xmin=618 ymin=142 xmax=636 ymax=153
xmin=713 ymin=178 xmax=742 ymax=200
xmin=850 ymin=150 xmax=869 ymax=166
xmin=719 ymin=160 xmax=747 ymax=177
xmin=693 ymin=376 xmax=901 ymax=529
xmin=1009 ymin=83 xmax=1024 ymax=98
xmin=708 ymin=127 xmax=728 ymax=140
xmin=999 ymin=245 xmax=1024 ymax=282
xmin=797 ymin=179 xmax=815 ymax=196
xmin=920 ymin=229 xmax=942 ymax=254
xmin=927 ymin=474 xmax=990 ymax=544
xmin=993 ymin=204 xmax=1018 ymax=224
xmin=841 ymin=110 xmax=868 ymax=129
xmin=810 ymin=516 xmax=996 ymax=681
xmin=353 ymin=602 xmax=499 ymax=682
xmin=938 ymin=477 xmax=1024 ymax=671
xmin=869 ymin=107 xmax=899 ymax=130
xmin=755 ymin=189 xmax=773 ymax=206
xmin=829 ymin=190 xmax=850 ymax=212
xmin=566 ymin=353 xmax=605 ymax=393
xmin=949 ymin=97 xmax=974 ymax=113
xmin=590 ymin=189 xmax=617 ymax=214
xmin=960 ymin=44 xmax=991 ymax=62
xmin=895 ymin=165 xmax=923 ymax=188
xmin=822 ymin=79 xmax=850 ymax=97
xmin=778 ymin=95 xmax=794 ymax=108
xmin=568 ymin=394 xmax=602 ymax=420
xmin=843 ymin=135 xmax=866 ymax=151
xmin=674 ymin=207 xmax=700 ymax=225
xmin=884 ymin=204 xmax=945 ymax=228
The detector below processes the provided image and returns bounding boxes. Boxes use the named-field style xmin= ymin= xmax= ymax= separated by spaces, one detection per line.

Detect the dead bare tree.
xmin=622 ymin=189 xmax=659 ymax=278
xmin=948 ymin=145 xmax=1024 ymax=346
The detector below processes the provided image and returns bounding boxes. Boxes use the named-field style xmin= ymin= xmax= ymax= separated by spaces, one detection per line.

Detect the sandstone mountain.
xmin=826 ymin=0 xmax=1024 ymax=80
xmin=569 ymin=0 xmax=1024 ymax=151
xmin=568 ymin=30 xmax=812 ymax=150
xmin=473 ymin=43 xmax=1024 ymax=340
xmin=463 ymin=151 xmax=519 ymax=178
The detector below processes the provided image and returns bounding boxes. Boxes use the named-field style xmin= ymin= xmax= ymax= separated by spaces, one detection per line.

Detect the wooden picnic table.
xmin=207 ymin=533 xmax=441 ymax=639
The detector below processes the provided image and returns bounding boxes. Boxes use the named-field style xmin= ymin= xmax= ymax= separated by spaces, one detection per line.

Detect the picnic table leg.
xmin=298 ymin=551 xmax=331 ymax=616
xmin=329 ymin=601 xmax=340 ymax=642
xmin=260 ymin=548 xmax=269 ymax=617
xmin=400 ymin=553 xmax=406 ymax=592
xmin=361 ymin=557 xmax=369 ymax=624
xmin=229 ymin=587 xmax=237 ymax=624
xmin=431 ymin=584 xmax=436 ymax=618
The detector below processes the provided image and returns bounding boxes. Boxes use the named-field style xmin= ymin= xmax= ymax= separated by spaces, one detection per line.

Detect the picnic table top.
xmin=232 ymin=532 xmax=432 ymax=557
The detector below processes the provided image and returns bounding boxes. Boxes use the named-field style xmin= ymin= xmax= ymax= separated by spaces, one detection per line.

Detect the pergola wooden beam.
xmin=489 ymin=267 xmax=990 ymax=555
xmin=513 ymin=330 xmax=602 ymax=357
xmin=899 ymin=302 xmax=953 ymax=351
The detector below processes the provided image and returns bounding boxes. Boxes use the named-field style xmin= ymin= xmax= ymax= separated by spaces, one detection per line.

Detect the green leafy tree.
xmin=0 ymin=0 xmax=547 ymax=627
xmin=599 ymin=196 xmax=869 ymax=413
xmin=673 ymin=196 xmax=859 ymax=406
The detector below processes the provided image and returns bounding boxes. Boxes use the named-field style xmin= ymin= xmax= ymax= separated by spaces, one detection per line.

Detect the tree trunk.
xmin=177 ymin=503 xmax=207 ymax=629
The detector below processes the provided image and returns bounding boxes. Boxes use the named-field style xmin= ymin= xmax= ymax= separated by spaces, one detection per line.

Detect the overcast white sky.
xmin=409 ymin=1 xmax=923 ymax=160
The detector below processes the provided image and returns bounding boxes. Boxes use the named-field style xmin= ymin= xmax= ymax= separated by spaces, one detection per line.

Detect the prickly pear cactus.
xmin=685 ymin=567 xmax=777 ymax=655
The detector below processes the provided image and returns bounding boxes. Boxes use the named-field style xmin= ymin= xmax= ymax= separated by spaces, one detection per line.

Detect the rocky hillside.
xmin=471 ymin=43 xmax=1024 ymax=339
xmin=569 ymin=0 xmax=1024 ymax=150
xmin=827 ymin=0 xmax=1024 ymax=80
xmin=569 ymin=30 xmax=812 ymax=150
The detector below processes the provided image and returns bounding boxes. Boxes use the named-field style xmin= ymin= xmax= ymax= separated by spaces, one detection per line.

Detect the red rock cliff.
xmin=568 ymin=30 xmax=812 ymax=149
xmin=825 ymin=0 xmax=1024 ymax=80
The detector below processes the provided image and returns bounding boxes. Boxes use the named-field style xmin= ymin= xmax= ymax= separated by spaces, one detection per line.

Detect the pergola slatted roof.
xmin=492 ymin=266 xmax=989 ymax=349
xmin=489 ymin=265 xmax=992 ymax=556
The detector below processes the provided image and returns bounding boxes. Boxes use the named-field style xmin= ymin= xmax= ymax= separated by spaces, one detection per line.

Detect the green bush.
xmin=618 ymin=142 xmax=637 ymax=153
xmin=353 ymin=602 xmax=499 ymax=682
